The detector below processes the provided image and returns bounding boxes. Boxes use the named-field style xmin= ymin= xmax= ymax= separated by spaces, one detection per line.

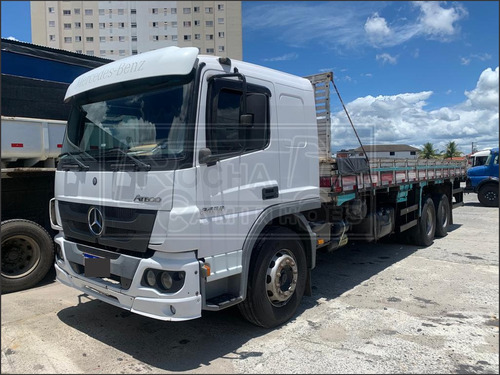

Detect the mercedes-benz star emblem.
xmin=88 ymin=207 xmax=104 ymax=236
xmin=93 ymin=177 xmax=97 ymax=185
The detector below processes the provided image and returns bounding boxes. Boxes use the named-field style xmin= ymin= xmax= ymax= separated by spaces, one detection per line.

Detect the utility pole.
xmin=471 ymin=142 xmax=477 ymax=154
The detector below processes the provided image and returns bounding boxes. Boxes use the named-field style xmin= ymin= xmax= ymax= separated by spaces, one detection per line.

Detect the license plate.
xmin=83 ymin=253 xmax=110 ymax=278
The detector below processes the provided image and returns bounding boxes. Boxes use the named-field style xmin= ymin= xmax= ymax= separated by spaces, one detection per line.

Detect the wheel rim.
xmin=1 ymin=235 xmax=41 ymax=279
xmin=484 ymin=190 xmax=497 ymax=202
xmin=425 ymin=206 xmax=435 ymax=237
xmin=266 ymin=249 xmax=298 ymax=307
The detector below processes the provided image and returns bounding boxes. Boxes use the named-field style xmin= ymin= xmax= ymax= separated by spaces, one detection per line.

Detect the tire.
xmin=238 ymin=226 xmax=307 ymax=328
xmin=478 ymin=183 xmax=499 ymax=207
xmin=434 ymin=194 xmax=451 ymax=238
xmin=1 ymin=219 xmax=54 ymax=293
xmin=408 ymin=197 xmax=436 ymax=247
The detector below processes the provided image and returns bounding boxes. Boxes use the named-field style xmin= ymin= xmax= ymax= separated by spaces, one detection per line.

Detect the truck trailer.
xmin=50 ymin=46 xmax=467 ymax=327
xmin=1 ymin=39 xmax=110 ymax=293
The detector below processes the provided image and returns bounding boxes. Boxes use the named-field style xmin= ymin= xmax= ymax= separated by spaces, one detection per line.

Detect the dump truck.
xmin=50 ymin=46 xmax=467 ymax=327
xmin=1 ymin=39 xmax=109 ymax=293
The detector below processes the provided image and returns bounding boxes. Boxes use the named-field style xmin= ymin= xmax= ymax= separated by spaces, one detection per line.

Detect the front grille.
xmin=59 ymin=201 xmax=157 ymax=253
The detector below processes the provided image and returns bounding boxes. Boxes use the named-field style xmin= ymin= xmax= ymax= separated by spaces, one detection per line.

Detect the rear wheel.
xmin=478 ymin=183 xmax=499 ymax=207
xmin=434 ymin=194 xmax=451 ymax=237
xmin=408 ymin=197 xmax=436 ymax=247
xmin=1 ymin=219 xmax=54 ymax=293
xmin=238 ymin=226 xmax=307 ymax=328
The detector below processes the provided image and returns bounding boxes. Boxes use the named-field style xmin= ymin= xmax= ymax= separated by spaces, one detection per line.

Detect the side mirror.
xmin=240 ymin=113 xmax=254 ymax=126
xmin=199 ymin=148 xmax=218 ymax=166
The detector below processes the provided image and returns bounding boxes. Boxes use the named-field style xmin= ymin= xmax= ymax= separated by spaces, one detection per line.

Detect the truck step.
xmin=205 ymin=294 xmax=243 ymax=310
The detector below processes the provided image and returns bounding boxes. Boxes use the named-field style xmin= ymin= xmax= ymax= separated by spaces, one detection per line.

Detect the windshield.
xmin=60 ymin=73 xmax=195 ymax=171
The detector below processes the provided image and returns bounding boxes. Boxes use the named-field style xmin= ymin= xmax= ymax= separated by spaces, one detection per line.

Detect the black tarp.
xmin=336 ymin=157 xmax=370 ymax=175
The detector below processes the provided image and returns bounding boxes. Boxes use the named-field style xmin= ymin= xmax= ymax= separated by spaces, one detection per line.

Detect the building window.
xmin=218 ymin=31 xmax=225 ymax=38
xmin=75 ymin=36 xmax=82 ymax=42
xmin=74 ymin=8 xmax=80 ymax=14
xmin=48 ymin=7 xmax=55 ymax=13
xmin=171 ymin=8 xmax=177 ymax=14
xmin=153 ymin=35 xmax=159 ymax=41
xmin=152 ymin=8 xmax=158 ymax=14
xmin=218 ymin=18 xmax=224 ymax=24
xmin=86 ymin=37 xmax=94 ymax=42
xmin=172 ymin=35 xmax=178 ymax=41
xmin=206 ymin=21 xmax=213 ymax=27
xmin=194 ymin=6 xmax=200 ymax=12
xmin=132 ymin=50 xmax=138 ymax=55
xmin=118 ymin=22 xmax=125 ymax=28
xmin=218 ymin=4 xmax=224 ymax=11
xmin=84 ymin=9 xmax=93 ymax=16
xmin=183 ymin=8 xmax=191 ymax=14
xmin=389 ymin=152 xmax=395 ymax=156
xmin=183 ymin=21 xmax=191 ymax=27
xmin=100 ymin=50 xmax=106 ymax=55
xmin=184 ymin=35 xmax=191 ymax=41
xmin=49 ymin=21 xmax=55 ymax=27
xmin=164 ymin=35 xmax=168 ymax=40
xmin=86 ymin=50 xmax=94 ymax=56
xmin=108 ymin=22 xmax=113 ymax=28
xmin=99 ymin=9 xmax=104 ymax=15
xmin=64 ymin=37 xmax=72 ymax=43
xmin=85 ymin=23 xmax=93 ymax=29
xmin=218 ymin=46 xmax=225 ymax=52
xmin=118 ymin=9 xmax=124 ymax=15
xmin=410 ymin=151 xmax=416 ymax=156
xmin=131 ymin=36 xmax=137 ymax=41
xmin=63 ymin=9 xmax=71 ymax=15
xmin=74 ymin=22 xmax=81 ymax=29
xmin=152 ymin=21 xmax=159 ymax=27
xmin=194 ymin=20 xmax=200 ymax=26
xmin=63 ymin=23 xmax=71 ymax=29
xmin=49 ymin=35 xmax=56 ymax=41
xmin=206 ymin=34 xmax=214 ymax=40
xmin=119 ymin=36 xmax=125 ymax=42
xmin=205 ymin=7 xmax=213 ymax=14
xmin=131 ymin=9 xmax=136 ymax=15
xmin=131 ymin=22 xmax=137 ymax=28
xmin=172 ymin=22 xmax=177 ymax=28
xmin=195 ymin=34 xmax=200 ymax=40
xmin=99 ymin=36 xmax=106 ymax=42
xmin=119 ymin=50 xmax=126 ymax=56
xmin=75 ymin=50 xmax=82 ymax=53
xmin=99 ymin=23 xmax=105 ymax=29
xmin=206 ymin=48 xmax=214 ymax=54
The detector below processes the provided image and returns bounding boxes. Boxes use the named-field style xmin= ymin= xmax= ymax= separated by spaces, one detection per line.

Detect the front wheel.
xmin=478 ymin=183 xmax=499 ymax=207
xmin=238 ymin=226 xmax=307 ymax=328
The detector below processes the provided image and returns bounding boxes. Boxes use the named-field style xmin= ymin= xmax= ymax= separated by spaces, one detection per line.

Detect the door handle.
xmin=262 ymin=186 xmax=279 ymax=200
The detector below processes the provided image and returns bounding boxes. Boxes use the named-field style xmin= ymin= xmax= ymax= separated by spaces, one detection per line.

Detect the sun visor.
xmin=64 ymin=46 xmax=199 ymax=101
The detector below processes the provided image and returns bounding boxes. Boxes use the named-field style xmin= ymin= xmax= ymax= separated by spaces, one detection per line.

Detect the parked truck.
xmin=50 ymin=46 xmax=467 ymax=327
xmin=1 ymin=39 xmax=109 ymax=293
xmin=465 ymin=147 xmax=499 ymax=207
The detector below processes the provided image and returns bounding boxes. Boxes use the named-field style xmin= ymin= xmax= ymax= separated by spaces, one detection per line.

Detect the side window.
xmin=494 ymin=155 xmax=498 ymax=165
xmin=207 ymin=79 xmax=270 ymax=158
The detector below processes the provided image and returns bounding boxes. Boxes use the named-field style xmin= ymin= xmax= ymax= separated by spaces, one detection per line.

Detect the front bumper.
xmin=54 ymin=235 xmax=202 ymax=321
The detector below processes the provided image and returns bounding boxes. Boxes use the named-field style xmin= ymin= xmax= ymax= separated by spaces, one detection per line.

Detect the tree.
xmin=419 ymin=142 xmax=440 ymax=159
xmin=442 ymin=141 xmax=463 ymax=159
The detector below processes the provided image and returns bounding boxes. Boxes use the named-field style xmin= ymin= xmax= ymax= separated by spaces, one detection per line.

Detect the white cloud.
xmin=376 ymin=53 xmax=398 ymax=65
xmin=414 ymin=1 xmax=468 ymax=38
xmin=461 ymin=53 xmax=492 ymax=65
xmin=263 ymin=53 xmax=299 ymax=62
xmin=6 ymin=36 xmax=19 ymax=41
xmin=365 ymin=13 xmax=391 ymax=43
xmin=330 ymin=67 xmax=499 ymax=153
xmin=461 ymin=57 xmax=471 ymax=66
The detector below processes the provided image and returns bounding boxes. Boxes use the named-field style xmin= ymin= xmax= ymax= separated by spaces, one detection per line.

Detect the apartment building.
xmin=30 ymin=1 xmax=242 ymax=60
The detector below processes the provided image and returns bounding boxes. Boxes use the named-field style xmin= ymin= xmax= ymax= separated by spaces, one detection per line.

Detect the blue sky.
xmin=2 ymin=1 xmax=499 ymax=154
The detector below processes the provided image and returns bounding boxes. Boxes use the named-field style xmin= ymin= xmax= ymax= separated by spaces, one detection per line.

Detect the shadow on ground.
xmin=56 ymin=237 xmax=426 ymax=372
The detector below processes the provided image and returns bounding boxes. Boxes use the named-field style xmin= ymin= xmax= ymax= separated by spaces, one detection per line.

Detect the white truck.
xmin=51 ymin=46 xmax=467 ymax=327
xmin=1 ymin=39 xmax=109 ymax=293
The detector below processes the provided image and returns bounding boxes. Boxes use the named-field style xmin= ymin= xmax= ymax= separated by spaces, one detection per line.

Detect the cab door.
xmin=195 ymin=72 xmax=278 ymax=260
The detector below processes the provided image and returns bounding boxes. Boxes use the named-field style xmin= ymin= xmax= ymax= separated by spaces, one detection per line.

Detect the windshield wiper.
xmin=59 ymin=151 xmax=90 ymax=171
xmin=106 ymin=148 xmax=151 ymax=171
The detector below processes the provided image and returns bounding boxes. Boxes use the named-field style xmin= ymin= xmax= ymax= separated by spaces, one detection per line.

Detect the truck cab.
xmin=465 ymin=147 xmax=499 ymax=207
